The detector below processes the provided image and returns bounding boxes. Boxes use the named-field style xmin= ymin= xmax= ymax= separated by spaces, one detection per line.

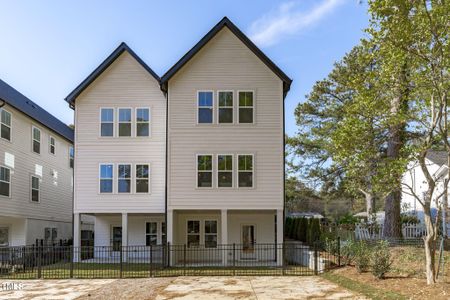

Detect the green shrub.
xmin=338 ymin=213 xmax=359 ymax=225
xmin=285 ymin=217 xmax=292 ymax=238
xmin=293 ymin=218 xmax=301 ymax=240
xmin=371 ymin=240 xmax=391 ymax=279
xmin=353 ymin=241 xmax=370 ymax=273
xmin=400 ymin=214 xmax=420 ymax=224
xmin=340 ymin=239 xmax=356 ymax=265
xmin=309 ymin=218 xmax=321 ymax=243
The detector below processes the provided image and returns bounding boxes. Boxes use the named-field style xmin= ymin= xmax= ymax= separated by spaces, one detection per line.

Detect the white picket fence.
xmin=354 ymin=223 xmax=442 ymax=240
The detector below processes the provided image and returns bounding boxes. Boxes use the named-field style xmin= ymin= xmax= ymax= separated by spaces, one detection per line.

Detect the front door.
xmin=241 ymin=224 xmax=256 ymax=260
xmin=112 ymin=226 xmax=122 ymax=253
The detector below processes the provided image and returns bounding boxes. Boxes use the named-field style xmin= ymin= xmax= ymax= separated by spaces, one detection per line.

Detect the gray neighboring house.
xmin=0 ymin=79 xmax=90 ymax=246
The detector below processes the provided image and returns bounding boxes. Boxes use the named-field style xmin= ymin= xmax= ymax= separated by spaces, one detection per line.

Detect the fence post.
xmin=232 ymin=243 xmax=236 ymax=276
xmin=70 ymin=246 xmax=74 ymax=278
xmin=183 ymin=244 xmax=187 ymax=276
xmin=37 ymin=246 xmax=42 ymax=279
xmin=337 ymin=237 xmax=341 ymax=267
xmin=314 ymin=243 xmax=318 ymax=275
xmin=149 ymin=244 xmax=153 ymax=277
xmin=167 ymin=242 xmax=171 ymax=267
xmin=120 ymin=247 xmax=123 ymax=278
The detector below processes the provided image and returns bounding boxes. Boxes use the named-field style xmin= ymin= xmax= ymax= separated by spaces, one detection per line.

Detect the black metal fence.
xmin=0 ymin=241 xmax=341 ymax=279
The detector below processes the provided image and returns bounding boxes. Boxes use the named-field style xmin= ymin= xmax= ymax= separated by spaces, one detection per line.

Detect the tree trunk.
xmin=366 ymin=193 xmax=374 ymax=217
xmin=423 ymin=203 xmax=437 ymax=284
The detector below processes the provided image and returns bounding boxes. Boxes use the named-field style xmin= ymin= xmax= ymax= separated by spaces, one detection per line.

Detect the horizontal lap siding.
xmin=168 ymin=28 xmax=283 ymax=210
xmin=0 ymin=104 xmax=73 ymax=222
xmin=74 ymin=52 xmax=166 ymax=213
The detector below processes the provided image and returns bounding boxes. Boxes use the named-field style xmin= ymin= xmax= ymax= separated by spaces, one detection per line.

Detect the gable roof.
xmin=426 ymin=150 xmax=448 ymax=166
xmin=160 ymin=17 xmax=292 ymax=98
xmin=65 ymin=42 xmax=160 ymax=108
xmin=0 ymin=79 xmax=74 ymax=142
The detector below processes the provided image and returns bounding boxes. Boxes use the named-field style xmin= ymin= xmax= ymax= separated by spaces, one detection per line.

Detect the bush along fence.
xmin=0 ymin=241 xmax=342 ymax=279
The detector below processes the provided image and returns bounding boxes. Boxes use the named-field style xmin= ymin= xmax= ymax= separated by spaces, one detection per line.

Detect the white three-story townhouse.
xmin=0 ymin=79 xmax=76 ymax=246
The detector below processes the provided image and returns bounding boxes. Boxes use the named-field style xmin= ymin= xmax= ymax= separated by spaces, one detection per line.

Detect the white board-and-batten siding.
xmin=74 ymin=51 xmax=166 ymax=214
xmin=167 ymin=27 xmax=284 ymax=210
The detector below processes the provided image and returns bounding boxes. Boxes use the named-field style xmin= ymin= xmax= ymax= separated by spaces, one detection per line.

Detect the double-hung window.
xmin=161 ymin=222 xmax=167 ymax=245
xmin=198 ymin=91 xmax=213 ymax=124
xmin=217 ymin=155 xmax=233 ymax=187
xmin=31 ymin=176 xmax=40 ymax=202
xmin=197 ymin=155 xmax=212 ymax=188
xmin=100 ymin=108 xmax=114 ymax=137
xmin=205 ymin=220 xmax=218 ymax=248
xmin=218 ymin=91 xmax=233 ymax=123
xmin=118 ymin=164 xmax=131 ymax=193
xmin=99 ymin=164 xmax=113 ymax=193
xmin=49 ymin=136 xmax=56 ymax=155
xmin=69 ymin=147 xmax=74 ymax=169
xmin=136 ymin=108 xmax=150 ymax=137
xmin=187 ymin=220 xmax=200 ymax=248
xmin=145 ymin=222 xmax=157 ymax=246
xmin=118 ymin=108 xmax=132 ymax=137
xmin=136 ymin=164 xmax=149 ymax=193
xmin=0 ymin=166 xmax=11 ymax=197
xmin=238 ymin=91 xmax=254 ymax=123
xmin=238 ymin=155 xmax=253 ymax=188
xmin=32 ymin=126 xmax=41 ymax=154
xmin=0 ymin=109 xmax=11 ymax=141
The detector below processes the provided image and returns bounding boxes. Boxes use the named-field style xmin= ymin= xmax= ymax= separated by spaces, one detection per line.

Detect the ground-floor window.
xmin=187 ymin=220 xmax=200 ymax=247
xmin=145 ymin=222 xmax=158 ymax=246
xmin=161 ymin=222 xmax=166 ymax=245
xmin=204 ymin=220 xmax=218 ymax=248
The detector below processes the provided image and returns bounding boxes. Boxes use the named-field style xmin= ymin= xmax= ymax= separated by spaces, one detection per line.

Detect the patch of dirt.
xmin=76 ymin=278 xmax=174 ymax=300
xmin=333 ymin=266 xmax=450 ymax=300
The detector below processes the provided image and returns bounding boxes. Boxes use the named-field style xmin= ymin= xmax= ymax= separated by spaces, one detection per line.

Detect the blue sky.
xmin=0 ymin=0 xmax=369 ymax=135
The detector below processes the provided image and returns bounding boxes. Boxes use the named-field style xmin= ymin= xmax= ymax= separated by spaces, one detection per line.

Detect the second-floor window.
xmin=99 ymin=164 xmax=113 ymax=193
xmin=49 ymin=136 xmax=56 ymax=155
xmin=197 ymin=155 xmax=212 ymax=188
xmin=136 ymin=108 xmax=150 ymax=137
xmin=31 ymin=176 xmax=40 ymax=202
xmin=100 ymin=108 xmax=114 ymax=137
xmin=198 ymin=91 xmax=213 ymax=124
xmin=0 ymin=166 xmax=11 ymax=197
xmin=0 ymin=109 xmax=11 ymax=141
xmin=118 ymin=164 xmax=131 ymax=193
xmin=69 ymin=147 xmax=74 ymax=169
xmin=118 ymin=108 xmax=132 ymax=137
xmin=238 ymin=155 xmax=253 ymax=188
xmin=217 ymin=155 xmax=233 ymax=187
xmin=32 ymin=127 xmax=41 ymax=154
xmin=136 ymin=164 xmax=149 ymax=193
xmin=218 ymin=91 xmax=233 ymax=123
xmin=238 ymin=91 xmax=254 ymax=124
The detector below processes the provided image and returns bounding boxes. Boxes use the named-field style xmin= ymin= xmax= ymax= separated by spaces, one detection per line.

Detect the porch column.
xmin=73 ymin=213 xmax=80 ymax=262
xmin=221 ymin=209 xmax=228 ymax=266
xmin=276 ymin=209 xmax=284 ymax=266
xmin=122 ymin=213 xmax=128 ymax=262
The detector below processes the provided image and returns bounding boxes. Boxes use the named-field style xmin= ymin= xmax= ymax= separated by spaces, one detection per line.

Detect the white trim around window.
xmin=117 ymin=163 xmax=132 ymax=194
xmin=237 ymin=154 xmax=254 ymax=189
xmin=135 ymin=163 xmax=151 ymax=194
xmin=117 ymin=107 xmax=133 ymax=137
xmin=186 ymin=220 xmax=201 ymax=248
xmin=99 ymin=163 xmax=114 ymax=194
xmin=31 ymin=126 xmax=41 ymax=154
xmin=197 ymin=90 xmax=214 ymax=124
xmin=196 ymin=154 xmax=213 ymax=188
xmin=99 ymin=107 xmax=115 ymax=137
xmin=135 ymin=107 xmax=151 ymax=137
xmin=216 ymin=90 xmax=234 ymax=124
xmin=237 ymin=90 xmax=255 ymax=124
xmin=0 ymin=165 xmax=11 ymax=198
xmin=204 ymin=219 xmax=218 ymax=248
xmin=0 ymin=108 xmax=12 ymax=142
xmin=217 ymin=154 xmax=233 ymax=188
xmin=30 ymin=175 xmax=40 ymax=203
xmin=49 ymin=136 xmax=56 ymax=155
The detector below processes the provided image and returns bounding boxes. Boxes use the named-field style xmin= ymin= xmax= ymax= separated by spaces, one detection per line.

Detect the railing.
xmin=0 ymin=241 xmax=341 ymax=279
